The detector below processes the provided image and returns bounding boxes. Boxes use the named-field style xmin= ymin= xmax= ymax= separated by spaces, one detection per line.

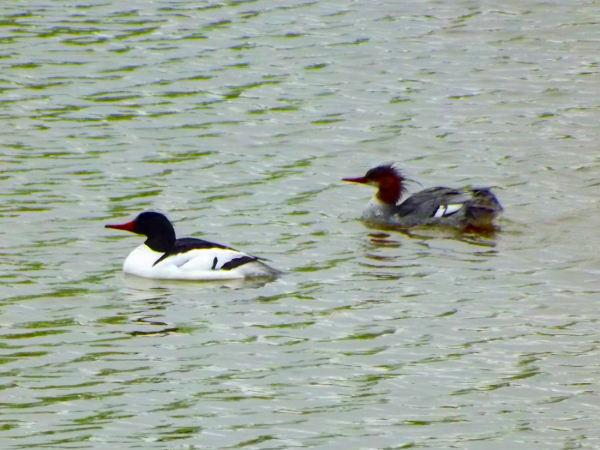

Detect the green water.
xmin=1 ymin=1 xmax=600 ymax=449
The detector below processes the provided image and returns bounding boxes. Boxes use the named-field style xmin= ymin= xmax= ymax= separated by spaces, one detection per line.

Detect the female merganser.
xmin=105 ymin=212 xmax=281 ymax=280
xmin=343 ymin=164 xmax=503 ymax=232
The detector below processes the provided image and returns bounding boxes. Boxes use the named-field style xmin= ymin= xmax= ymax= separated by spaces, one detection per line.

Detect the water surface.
xmin=1 ymin=1 xmax=600 ymax=449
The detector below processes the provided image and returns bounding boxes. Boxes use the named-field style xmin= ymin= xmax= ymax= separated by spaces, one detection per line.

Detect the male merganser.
xmin=343 ymin=164 xmax=503 ymax=232
xmin=105 ymin=212 xmax=281 ymax=280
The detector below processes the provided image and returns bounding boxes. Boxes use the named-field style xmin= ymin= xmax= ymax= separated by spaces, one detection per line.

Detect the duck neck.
xmin=376 ymin=177 xmax=402 ymax=206
xmin=144 ymin=230 xmax=176 ymax=253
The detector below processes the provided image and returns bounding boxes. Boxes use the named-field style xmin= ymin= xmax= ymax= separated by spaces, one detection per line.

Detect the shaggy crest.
xmin=365 ymin=163 xmax=404 ymax=181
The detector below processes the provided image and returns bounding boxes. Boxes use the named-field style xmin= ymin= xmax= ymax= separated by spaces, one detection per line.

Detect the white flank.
xmin=121 ymin=244 xmax=275 ymax=280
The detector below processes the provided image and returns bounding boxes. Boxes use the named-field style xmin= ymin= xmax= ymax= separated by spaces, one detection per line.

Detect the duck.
xmin=105 ymin=212 xmax=281 ymax=280
xmin=343 ymin=164 xmax=503 ymax=232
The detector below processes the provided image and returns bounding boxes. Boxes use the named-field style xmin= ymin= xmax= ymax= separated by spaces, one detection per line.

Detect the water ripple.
xmin=1 ymin=0 xmax=600 ymax=449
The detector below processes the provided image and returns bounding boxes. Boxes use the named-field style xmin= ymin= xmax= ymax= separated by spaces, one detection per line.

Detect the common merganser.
xmin=105 ymin=212 xmax=281 ymax=280
xmin=343 ymin=164 xmax=503 ymax=232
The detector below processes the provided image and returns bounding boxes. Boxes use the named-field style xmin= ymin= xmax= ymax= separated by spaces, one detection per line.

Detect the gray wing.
xmin=395 ymin=187 xmax=474 ymax=218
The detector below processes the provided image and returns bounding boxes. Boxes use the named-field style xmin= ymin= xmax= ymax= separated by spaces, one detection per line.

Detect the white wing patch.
xmin=434 ymin=203 xmax=463 ymax=218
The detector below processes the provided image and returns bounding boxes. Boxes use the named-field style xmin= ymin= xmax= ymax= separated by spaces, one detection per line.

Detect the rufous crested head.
xmin=364 ymin=164 xmax=405 ymax=182
xmin=343 ymin=164 xmax=407 ymax=205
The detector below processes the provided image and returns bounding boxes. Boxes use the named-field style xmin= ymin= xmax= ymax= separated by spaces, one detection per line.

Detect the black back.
xmin=152 ymin=237 xmax=235 ymax=266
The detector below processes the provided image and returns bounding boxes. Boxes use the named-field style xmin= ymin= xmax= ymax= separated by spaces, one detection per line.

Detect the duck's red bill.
xmin=342 ymin=176 xmax=368 ymax=184
xmin=105 ymin=221 xmax=135 ymax=232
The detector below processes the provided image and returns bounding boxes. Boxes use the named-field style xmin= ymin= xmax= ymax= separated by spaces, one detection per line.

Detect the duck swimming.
xmin=343 ymin=164 xmax=502 ymax=232
xmin=105 ymin=212 xmax=281 ymax=280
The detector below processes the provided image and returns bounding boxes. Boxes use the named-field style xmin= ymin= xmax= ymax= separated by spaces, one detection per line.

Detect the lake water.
xmin=1 ymin=0 xmax=600 ymax=449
